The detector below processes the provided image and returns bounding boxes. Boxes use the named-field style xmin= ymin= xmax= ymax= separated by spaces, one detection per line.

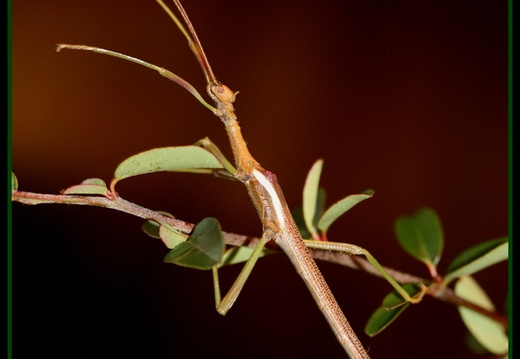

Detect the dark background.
xmin=12 ymin=1 xmax=508 ymax=358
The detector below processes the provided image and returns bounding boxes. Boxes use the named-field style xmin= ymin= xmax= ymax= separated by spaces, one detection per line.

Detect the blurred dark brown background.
xmin=12 ymin=1 xmax=508 ymax=358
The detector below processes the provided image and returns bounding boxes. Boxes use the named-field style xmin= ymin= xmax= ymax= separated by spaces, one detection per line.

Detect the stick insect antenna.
xmin=157 ymin=0 xmax=218 ymax=85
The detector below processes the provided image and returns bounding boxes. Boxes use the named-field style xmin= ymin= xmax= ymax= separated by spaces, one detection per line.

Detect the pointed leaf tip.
xmin=303 ymin=159 xmax=324 ymax=239
xmin=317 ymin=190 xmax=374 ymax=234
xmin=365 ymin=283 xmax=423 ymax=336
xmin=444 ymin=237 xmax=508 ymax=284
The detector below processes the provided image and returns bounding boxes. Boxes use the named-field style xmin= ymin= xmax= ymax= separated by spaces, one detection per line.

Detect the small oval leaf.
xmin=159 ymin=224 xmax=187 ymax=249
xmin=292 ymin=188 xmax=326 ymax=239
xmin=61 ymin=178 xmax=109 ymax=196
xmin=81 ymin=178 xmax=107 ymax=186
xmin=142 ymin=211 xmax=185 ymax=248
xmin=365 ymin=283 xmax=423 ymax=337
xmin=455 ymin=276 xmax=508 ymax=355
xmin=142 ymin=220 xmax=161 ymax=239
xmin=114 ymin=146 xmax=223 ymax=181
xmin=11 ymin=172 xmax=18 ymax=191
xmin=365 ymin=305 xmax=409 ymax=337
xmin=444 ymin=238 xmax=508 ymax=284
xmin=303 ymin=159 xmax=323 ymax=239
xmin=317 ymin=190 xmax=374 ymax=234
xmin=394 ymin=207 xmax=444 ymax=269
xmin=164 ymin=217 xmax=224 ymax=270
xmin=141 ymin=211 xmax=176 ymax=239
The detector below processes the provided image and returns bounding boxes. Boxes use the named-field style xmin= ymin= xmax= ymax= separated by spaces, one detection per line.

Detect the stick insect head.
xmin=158 ymin=1 xmax=240 ymax=108
xmin=209 ymin=82 xmax=238 ymax=105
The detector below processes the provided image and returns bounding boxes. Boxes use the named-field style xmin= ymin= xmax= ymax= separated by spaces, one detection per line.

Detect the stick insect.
xmin=56 ymin=1 xmax=425 ymax=357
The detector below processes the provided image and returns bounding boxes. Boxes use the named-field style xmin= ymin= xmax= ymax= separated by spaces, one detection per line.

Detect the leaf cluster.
xmin=291 ymin=160 xmax=508 ymax=356
xmin=12 ymin=148 xmax=508 ymax=357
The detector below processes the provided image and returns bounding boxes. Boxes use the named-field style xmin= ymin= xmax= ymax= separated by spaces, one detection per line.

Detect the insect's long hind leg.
xmin=304 ymin=240 xmax=427 ymax=306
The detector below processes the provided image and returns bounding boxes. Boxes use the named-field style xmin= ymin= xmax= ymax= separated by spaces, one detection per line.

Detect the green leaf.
xmin=314 ymin=188 xmax=326 ymax=226
xmin=141 ymin=211 xmax=175 ymax=239
xmin=11 ymin=172 xmax=18 ymax=191
xmin=142 ymin=220 xmax=161 ymax=239
xmin=194 ymin=137 xmax=237 ymax=175
xmin=444 ymin=237 xmax=508 ymax=284
xmin=394 ymin=207 xmax=444 ymax=270
xmin=164 ymin=217 xmax=224 ymax=270
xmin=292 ymin=188 xmax=326 ymax=239
xmin=365 ymin=283 xmax=423 ymax=337
xmin=159 ymin=224 xmax=187 ymax=249
xmin=219 ymin=246 xmax=275 ymax=267
xmin=465 ymin=332 xmax=491 ymax=355
xmin=61 ymin=178 xmax=109 ymax=196
xmin=114 ymin=146 xmax=224 ymax=181
xmin=455 ymin=276 xmax=508 ymax=355
xmin=365 ymin=306 xmax=409 ymax=337
xmin=302 ymin=159 xmax=323 ymax=239
xmin=317 ymin=190 xmax=374 ymax=234
xmin=142 ymin=212 xmax=186 ymax=248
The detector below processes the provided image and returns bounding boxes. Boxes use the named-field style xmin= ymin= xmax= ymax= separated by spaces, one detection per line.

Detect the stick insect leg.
xmin=212 ymin=236 xmax=270 ymax=315
xmin=304 ymin=240 xmax=427 ymax=306
xmin=194 ymin=137 xmax=237 ymax=176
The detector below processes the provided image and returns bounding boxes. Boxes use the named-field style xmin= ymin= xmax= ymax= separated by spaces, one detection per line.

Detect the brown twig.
xmin=11 ymin=189 xmax=507 ymax=330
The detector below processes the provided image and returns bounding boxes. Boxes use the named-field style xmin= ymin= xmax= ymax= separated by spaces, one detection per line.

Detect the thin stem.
xmin=11 ymin=189 xmax=508 ymax=328
xmin=432 ymin=285 xmax=509 ymax=329
xmin=13 ymin=190 xmax=194 ymax=234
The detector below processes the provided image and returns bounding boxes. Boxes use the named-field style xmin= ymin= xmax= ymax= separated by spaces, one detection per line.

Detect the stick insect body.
xmin=209 ymin=82 xmax=370 ymax=358
xmin=57 ymin=1 xmax=423 ymax=357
